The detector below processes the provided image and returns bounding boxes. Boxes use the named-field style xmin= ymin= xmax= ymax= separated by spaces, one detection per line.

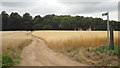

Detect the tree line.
xmin=1 ymin=11 xmax=120 ymax=31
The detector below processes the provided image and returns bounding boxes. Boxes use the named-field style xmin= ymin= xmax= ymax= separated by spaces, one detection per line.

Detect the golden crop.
xmin=33 ymin=31 xmax=119 ymax=51
xmin=2 ymin=31 xmax=32 ymax=57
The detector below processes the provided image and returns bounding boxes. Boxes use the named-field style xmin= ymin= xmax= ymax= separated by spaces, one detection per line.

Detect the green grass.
xmin=85 ymin=45 xmax=120 ymax=55
xmin=0 ymin=54 xmax=2 ymax=67
xmin=2 ymin=48 xmax=23 ymax=68
xmin=2 ymin=53 xmax=19 ymax=67
xmin=2 ymin=39 xmax=32 ymax=67
xmin=2 ymin=37 xmax=32 ymax=68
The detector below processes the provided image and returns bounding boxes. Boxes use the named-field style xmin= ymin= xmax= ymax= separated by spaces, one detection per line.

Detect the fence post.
xmin=109 ymin=25 xmax=114 ymax=50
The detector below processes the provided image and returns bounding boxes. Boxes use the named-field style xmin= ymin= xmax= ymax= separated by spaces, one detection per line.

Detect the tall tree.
xmin=94 ymin=18 xmax=106 ymax=30
xmin=51 ymin=16 xmax=61 ymax=29
xmin=22 ymin=13 xmax=32 ymax=30
xmin=33 ymin=15 xmax=43 ymax=29
xmin=43 ymin=14 xmax=55 ymax=26
xmin=1 ymin=11 xmax=9 ymax=30
xmin=9 ymin=12 xmax=22 ymax=30
xmin=74 ymin=16 xmax=83 ymax=30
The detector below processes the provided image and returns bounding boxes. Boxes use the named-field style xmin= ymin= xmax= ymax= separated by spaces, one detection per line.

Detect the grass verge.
xmin=2 ymin=39 xmax=32 ymax=67
xmin=2 ymin=31 xmax=32 ymax=67
xmin=65 ymin=45 xmax=119 ymax=66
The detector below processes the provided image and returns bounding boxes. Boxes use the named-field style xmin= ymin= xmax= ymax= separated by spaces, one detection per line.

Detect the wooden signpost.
xmin=102 ymin=12 xmax=114 ymax=50
xmin=109 ymin=25 xmax=114 ymax=50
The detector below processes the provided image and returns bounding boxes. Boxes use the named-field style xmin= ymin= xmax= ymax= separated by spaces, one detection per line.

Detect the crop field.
xmin=1 ymin=31 xmax=119 ymax=66
xmin=2 ymin=31 xmax=32 ymax=66
xmin=33 ymin=31 xmax=119 ymax=51
xmin=2 ymin=31 xmax=32 ymax=52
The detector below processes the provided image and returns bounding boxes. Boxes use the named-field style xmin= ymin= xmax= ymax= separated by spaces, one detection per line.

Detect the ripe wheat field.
xmin=33 ymin=31 xmax=119 ymax=51
xmin=2 ymin=31 xmax=32 ymax=58
xmin=1 ymin=31 xmax=119 ymax=66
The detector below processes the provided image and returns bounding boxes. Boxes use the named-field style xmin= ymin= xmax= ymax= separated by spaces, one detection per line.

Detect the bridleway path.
xmin=19 ymin=31 xmax=87 ymax=66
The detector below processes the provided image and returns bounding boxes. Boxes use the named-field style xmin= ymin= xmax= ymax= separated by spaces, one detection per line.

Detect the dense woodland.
xmin=1 ymin=11 xmax=120 ymax=31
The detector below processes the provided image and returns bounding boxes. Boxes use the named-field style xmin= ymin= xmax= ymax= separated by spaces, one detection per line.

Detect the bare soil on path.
xmin=19 ymin=32 xmax=87 ymax=66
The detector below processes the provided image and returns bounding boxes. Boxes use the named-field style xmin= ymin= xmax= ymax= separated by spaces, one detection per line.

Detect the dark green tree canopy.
xmin=33 ymin=15 xmax=43 ymax=29
xmin=22 ymin=13 xmax=33 ymax=30
xmin=9 ymin=12 xmax=22 ymax=30
xmin=1 ymin=11 xmax=120 ymax=31
xmin=2 ymin=11 xmax=9 ymax=30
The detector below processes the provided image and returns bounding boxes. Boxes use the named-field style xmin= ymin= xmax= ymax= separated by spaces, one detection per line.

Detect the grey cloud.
xmin=118 ymin=1 xmax=120 ymax=21
xmin=81 ymin=2 xmax=117 ymax=13
xmin=2 ymin=1 xmax=118 ymax=14
xmin=1 ymin=0 xmax=118 ymax=20
xmin=2 ymin=2 xmax=35 ymax=7
xmin=58 ymin=0 xmax=119 ymax=2
xmin=58 ymin=2 xmax=118 ymax=15
xmin=2 ymin=0 xmax=119 ymax=2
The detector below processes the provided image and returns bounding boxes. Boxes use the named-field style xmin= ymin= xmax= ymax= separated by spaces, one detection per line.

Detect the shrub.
xmin=2 ymin=53 xmax=18 ymax=67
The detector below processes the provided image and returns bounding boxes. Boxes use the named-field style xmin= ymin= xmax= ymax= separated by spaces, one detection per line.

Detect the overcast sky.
xmin=1 ymin=0 xmax=120 ymax=21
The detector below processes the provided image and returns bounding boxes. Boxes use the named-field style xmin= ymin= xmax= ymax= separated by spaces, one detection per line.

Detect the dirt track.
xmin=19 ymin=32 xmax=87 ymax=66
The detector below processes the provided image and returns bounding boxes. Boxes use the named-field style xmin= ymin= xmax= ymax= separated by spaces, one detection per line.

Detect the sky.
xmin=1 ymin=0 xmax=120 ymax=21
